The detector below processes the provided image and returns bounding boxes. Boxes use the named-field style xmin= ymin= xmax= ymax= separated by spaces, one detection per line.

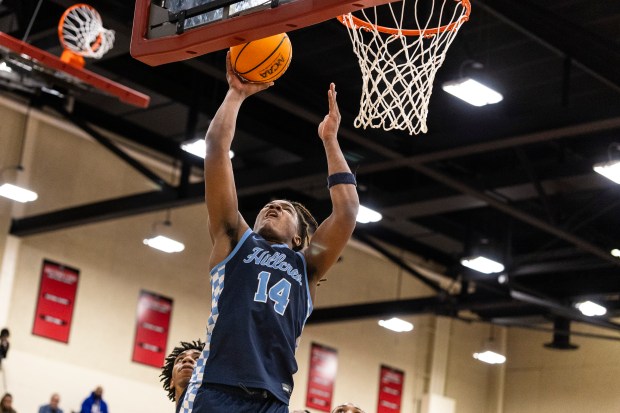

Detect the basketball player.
xmin=179 ymin=53 xmax=359 ymax=413
xmin=160 ymin=339 xmax=204 ymax=411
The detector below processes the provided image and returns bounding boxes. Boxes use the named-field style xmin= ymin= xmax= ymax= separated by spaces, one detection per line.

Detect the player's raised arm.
xmin=304 ymin=83 xmax=359 ymax=294
xmin=204 ymin=53 xmax=273 ymax=266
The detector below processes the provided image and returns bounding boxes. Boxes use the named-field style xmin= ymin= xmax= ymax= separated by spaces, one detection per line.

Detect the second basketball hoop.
xmin=58 ymin=3 xmax=115 ymax=68
xmin=339 ymin=0 xmax=471 ymax=135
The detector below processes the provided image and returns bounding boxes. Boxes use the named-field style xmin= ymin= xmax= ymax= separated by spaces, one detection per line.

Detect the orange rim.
xmin=57 ymin=3 xmax=103 ymax=54
xmin=338 ymin=0 xmax=470 ymax=37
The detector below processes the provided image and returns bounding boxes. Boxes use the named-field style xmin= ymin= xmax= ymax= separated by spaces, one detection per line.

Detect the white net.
xmin=60 ymin=5 xmax=115 ymax=59
xmin=340 ymin=0 xmax=470 ymax=135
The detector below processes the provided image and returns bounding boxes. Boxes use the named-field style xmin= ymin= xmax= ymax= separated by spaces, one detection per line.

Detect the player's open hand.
xmin=226 ymin=51 xmax=273 ymax=97
xmin=318 ymin=83 xmax=341 ymax=141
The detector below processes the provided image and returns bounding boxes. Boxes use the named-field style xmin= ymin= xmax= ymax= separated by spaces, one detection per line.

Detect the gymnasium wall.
xmin=5 ymin=95 xmax=618 ymax=413
xmin=503 ymin=325 xmax=620 ymax=413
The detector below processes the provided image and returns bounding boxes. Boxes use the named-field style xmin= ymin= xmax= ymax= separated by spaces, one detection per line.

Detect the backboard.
xmin=131 ymin=0 xmax=395 ymax=66
xmin=0 ymin=32 xmax=150 ymax=108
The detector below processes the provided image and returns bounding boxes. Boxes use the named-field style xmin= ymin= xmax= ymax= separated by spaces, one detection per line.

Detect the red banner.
xmin=377 ymin=365 xmax=404 ymax=413
xmin=306 ymin=342 xmax=338 ymax=412
xmin=132 ymin=290 xmax=173 ymax=368
xmin=32 ymin=260 xmax=80 ymax=343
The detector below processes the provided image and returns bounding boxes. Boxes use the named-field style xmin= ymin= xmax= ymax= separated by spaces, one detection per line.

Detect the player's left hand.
xmin=318 ymin=83 xmax=341 ymax=141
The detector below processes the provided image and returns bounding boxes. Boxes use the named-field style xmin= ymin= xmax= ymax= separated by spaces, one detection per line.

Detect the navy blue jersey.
xmin=180 ymin=229 xmax=313 ymax=412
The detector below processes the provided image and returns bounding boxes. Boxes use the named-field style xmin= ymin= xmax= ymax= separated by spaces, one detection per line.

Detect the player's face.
xmin=171 ymin=349 xmax=201 ymax=394
xmin=254 ymin=200 xmax=301 ymax=247
xmin=331 ymin=404 xmax=364 ymax=413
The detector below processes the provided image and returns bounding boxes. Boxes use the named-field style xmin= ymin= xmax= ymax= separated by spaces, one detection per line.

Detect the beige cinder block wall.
xmin=503 ymin=325 xmax=620 ymax=413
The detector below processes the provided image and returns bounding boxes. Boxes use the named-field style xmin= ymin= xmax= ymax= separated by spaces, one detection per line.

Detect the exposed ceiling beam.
xmin=307 ymin=291 xmax=620 ymax=334
xmin=355 ymin=226 xmax=455 ymax=266
xmin=6 ymin=151 xmax=333 ymax=236
xmin=56 ymin=105 xmax=171 ymax=189
xmin=11 ymin=118 xmax=620 ymax=264
xmin=487 ymin=319 xmax=620 ymax=343
xmin=307 ymin=296 xmax=442 ymax=324
xmin=412 ymin=162 xmax=620 ymax=267
xmin=10 ymin=188 xmax=183 ymax=236
xmin=10 ymin=1 xmax=620 ymax=273
xmin=510 ymin=289 xmax=620 ymax=331
xmin=515 ymin=147 xmax=556 ymax=224
xmin=355 ymin=232 xmax=444 ymax=293
xmin=359 ymin=117 xmax=620 ymax=174
xmin=307 ymin=294 xmax=531 ymax=325
xmin=474 ymin=0 xmax=620 ymax=92
xmin=62 ymin=102 xmax=202 ymax=166
xmin=511 ymin=259 xmax=612 ymax=276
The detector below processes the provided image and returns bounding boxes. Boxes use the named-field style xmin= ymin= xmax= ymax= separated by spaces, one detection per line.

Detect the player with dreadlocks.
xmin=160 ymin=339 xmax=205 ymax=411
xmin=178 ymin=54 xmax=359 ymax=413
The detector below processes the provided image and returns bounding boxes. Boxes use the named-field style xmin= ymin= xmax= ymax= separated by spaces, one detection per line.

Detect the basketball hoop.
xmin=58 ymin=3 xmax=115 ymax=68
xmin=339 ymin=0 xmax=471 ymax=135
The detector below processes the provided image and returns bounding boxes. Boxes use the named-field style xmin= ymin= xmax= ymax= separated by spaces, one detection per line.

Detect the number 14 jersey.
xmin=190 ymin=229 xmax=313 ymax=406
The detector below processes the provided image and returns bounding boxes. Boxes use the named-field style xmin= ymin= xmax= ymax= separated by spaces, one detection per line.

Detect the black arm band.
xmin=327 ymin=172 xmax=357 ymax=189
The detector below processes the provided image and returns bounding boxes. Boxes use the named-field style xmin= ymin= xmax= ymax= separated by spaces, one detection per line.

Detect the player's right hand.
xmin=226 ymin=51 xmax=273 ymax=97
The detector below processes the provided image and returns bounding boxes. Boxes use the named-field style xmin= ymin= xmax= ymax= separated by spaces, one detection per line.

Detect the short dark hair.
xmin=159 ymin=339 xmax=205 ymax=401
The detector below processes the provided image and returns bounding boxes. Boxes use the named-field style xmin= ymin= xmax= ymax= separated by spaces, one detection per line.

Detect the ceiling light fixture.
xmin=474 ymin=326 xmax=506 ymax=364
xmin=593 ymin=143 xmax=620 ymax=184
xmin=0 ymin=182 xmax=38 ymax=203
xmin=378 ymin=317 xmax=413 ymax=333
xmin=143 ymin=211 xmax=185 ymax=253
xmin=181 ymin=138 xmax=234 ymax=159
xmin=460 ymin=256 xmax=504 ymax=274
xmin=442 ymin=60 xmax=503 ymax=107
xmin=357 ymin=204 xmax=382 ymax=223
xmin=442 ymin=78 xmax=503 ymax=107
xmin=473 ymin=350 xmax=506 ymax=364
xmin=575 ymin=300 xmax=607 ymax=317
xmin=143 ymin=234 xmax=185 ymax=253
xmin=593 ymin=160 xmax=620 ymax=184
xmin=0 ymin=106 xmax=38 ymax=203
xmin=611 ymin=249 xmax=620 ymax=257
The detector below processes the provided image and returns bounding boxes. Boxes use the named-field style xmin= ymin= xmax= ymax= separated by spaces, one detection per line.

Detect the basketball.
xmin=230 ymin=33 xmax=292 ymax=83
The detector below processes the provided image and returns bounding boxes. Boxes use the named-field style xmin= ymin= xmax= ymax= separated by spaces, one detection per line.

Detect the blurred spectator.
xmin=38 ymin=393 xmax=63 ymax=413
xmin=0 ymin=329 xmax=9 ymax=364
xmin=0 ymin=393 xmax=16 ymax=413
xmin=80 ymin=387 xmax=107 ymax=413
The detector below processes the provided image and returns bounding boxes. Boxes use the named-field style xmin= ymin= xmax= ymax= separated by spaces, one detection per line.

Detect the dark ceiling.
xmin=2 ymin=0 xmax=620 ymax=346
